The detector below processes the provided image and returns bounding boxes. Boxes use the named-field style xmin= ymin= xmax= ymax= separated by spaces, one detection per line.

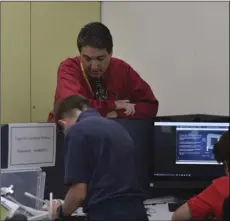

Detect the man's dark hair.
xmin=213 ymin=129 xmax=229 ymax=170
xmin=77 ymin=22 xmax=113 ymax=53
xmin=54 ymin=95 xmax=89 ymax=124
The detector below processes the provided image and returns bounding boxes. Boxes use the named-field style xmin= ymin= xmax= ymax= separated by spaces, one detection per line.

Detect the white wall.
xmin=102 ymin=2 xmax=229 ymax=116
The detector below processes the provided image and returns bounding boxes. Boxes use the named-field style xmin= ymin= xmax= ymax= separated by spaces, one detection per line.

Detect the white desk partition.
xmin=7 ymin=123 xmax=56 ymax=168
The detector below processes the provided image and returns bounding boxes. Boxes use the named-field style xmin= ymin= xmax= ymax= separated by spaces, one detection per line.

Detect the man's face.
xmin=80 ymin=46 xmax=112 ymax=78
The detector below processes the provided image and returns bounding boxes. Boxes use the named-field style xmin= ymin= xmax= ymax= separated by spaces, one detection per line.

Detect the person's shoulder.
xmin=83 ymin=115 xmax=113 ymax=128
xmin=109 ymin=57 xmax=134 ymax=79
xmin=110 ymin=57 xmax=141 ymax=79
xmin=57 ymin=56 xmax=82 ymax=77
xmin=212 ymin=176 xmax=229 ymax=187
xmin=110 ymin=57 xmax=131 ymax=68
xmin=66 ymin=123 xmax=86 ymax=138
xmin=212 ymin=176 xmax=229 ymax=196
xmin=82 ymin=116 xmax=122 ymax=131
xmin=68 ymin=117 xmax=101 ymax=134
xmin=59 ymin=56 xmax=81 ymax=69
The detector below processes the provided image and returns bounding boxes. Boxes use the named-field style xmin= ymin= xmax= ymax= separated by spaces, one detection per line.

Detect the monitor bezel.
xmin=149 ymin=120 xmax=229 ymax=189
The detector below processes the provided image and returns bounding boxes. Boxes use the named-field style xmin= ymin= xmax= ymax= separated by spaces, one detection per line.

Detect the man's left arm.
xmin=57 ymin=129 xmax=89 ymax=218
xmin=116 ymin=65 xmax=159 ymax=119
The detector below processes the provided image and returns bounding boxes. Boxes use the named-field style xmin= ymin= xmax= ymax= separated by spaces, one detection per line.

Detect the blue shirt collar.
xmin=77 ymin=108 xmax=100 ymax=122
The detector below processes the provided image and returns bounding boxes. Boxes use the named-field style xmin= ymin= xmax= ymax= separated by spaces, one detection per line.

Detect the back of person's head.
xmin=213 ymin=130 xmax=229 ymax=173
xmin=54 ymin=95 xmax=90 ymax=131
xmin=77 ymin=22 xmax=113 ymax=53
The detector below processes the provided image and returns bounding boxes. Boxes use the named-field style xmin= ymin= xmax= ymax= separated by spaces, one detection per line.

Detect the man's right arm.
xmin=50 ymin=59 xmax=116 ymax=119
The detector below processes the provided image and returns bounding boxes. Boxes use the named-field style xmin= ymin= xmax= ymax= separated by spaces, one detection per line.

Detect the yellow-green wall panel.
xmin=31 ymin=2 xmax=101 ymax=122
xmin=1 ymin=2 xmax=31 ymax=124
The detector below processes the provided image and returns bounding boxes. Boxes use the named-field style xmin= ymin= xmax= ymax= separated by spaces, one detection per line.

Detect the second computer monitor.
xmin=151 ymin=121 xmax=229 ymax=189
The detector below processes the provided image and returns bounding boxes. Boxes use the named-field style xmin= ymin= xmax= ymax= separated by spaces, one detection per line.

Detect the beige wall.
xmin=102 ymin=2 xmax=229 ymax=115
xmin=1 ymin=3 xmax=31 ymax=123
xmin=1 ymin=2 xmax=101 ymax=124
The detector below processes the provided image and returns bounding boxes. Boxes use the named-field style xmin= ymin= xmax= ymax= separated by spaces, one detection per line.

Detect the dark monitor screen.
xmin=151 ymin=122 xmax=229 ymax=188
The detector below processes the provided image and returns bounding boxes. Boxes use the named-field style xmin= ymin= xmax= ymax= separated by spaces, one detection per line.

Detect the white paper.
xmin=8 ymin=123 xmax=56 ymax=168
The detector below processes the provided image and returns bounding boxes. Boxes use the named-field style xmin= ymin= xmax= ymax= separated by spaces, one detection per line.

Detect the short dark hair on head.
xmin=213 ymin=129 xmax=229 ymax=169
xmin=54 ymin=95 xmax=89 ymax=123
xmin=77 ymin=22 xmax=113 ymax=53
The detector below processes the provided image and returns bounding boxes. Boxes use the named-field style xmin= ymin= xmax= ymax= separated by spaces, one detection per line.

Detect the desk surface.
xmin=74 ymin=197 xmax=174 ymax=220
xmin=144 ymin=197 xmax=174 ymax=221
xmin=75 ymin=204 xmax=173 ymax=221
xmin=146 ymin=204 xmax=173 ymax=220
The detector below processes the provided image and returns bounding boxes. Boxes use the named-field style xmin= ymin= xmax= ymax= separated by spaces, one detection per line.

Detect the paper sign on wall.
xmin=8 ymin=123 xmax=56 ymax=168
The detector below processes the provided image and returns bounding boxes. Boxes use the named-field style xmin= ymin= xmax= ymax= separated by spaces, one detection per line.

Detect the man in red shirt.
xmin=48 ymin=22 xmax=158 ymax=121
xmin=172 ymin=130 xmax=230 ymax=221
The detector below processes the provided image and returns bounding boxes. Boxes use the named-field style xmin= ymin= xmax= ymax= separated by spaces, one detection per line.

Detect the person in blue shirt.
xmin=50 ymin=94 xmax=148 ymax=221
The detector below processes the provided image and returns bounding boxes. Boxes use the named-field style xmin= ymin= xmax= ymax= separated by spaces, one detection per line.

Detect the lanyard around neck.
xmin=80 ymin=61 xmax=93 ymax=94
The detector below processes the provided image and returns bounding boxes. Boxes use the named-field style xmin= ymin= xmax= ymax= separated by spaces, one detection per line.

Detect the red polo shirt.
xmin=187 ymin=176 xmax=229 ymax=220
xmin=48 ymin=56 xmax=158 ymax=121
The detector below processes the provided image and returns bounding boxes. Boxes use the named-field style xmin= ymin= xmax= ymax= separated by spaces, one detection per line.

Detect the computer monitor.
xmin=151 ymin=121 xmax=229 ymax=189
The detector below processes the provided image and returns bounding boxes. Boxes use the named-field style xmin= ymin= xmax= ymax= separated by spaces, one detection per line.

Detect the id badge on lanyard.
xmin=80 ymin=61 xmax=107 ymax=99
